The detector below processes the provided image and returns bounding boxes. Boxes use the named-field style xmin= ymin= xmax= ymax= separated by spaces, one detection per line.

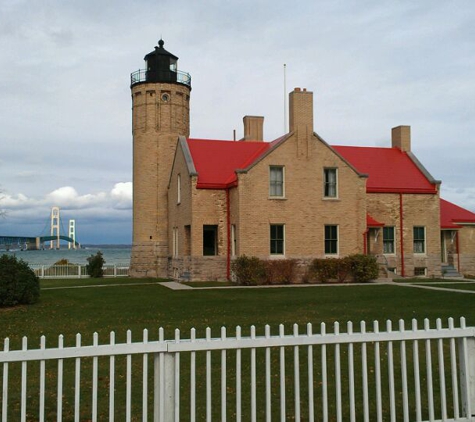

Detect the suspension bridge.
xmin=0 ymin=206 xmax=80 ymax=250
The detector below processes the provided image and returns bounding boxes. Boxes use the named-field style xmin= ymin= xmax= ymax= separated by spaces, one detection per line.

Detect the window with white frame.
xmin=324 ymin=168 xmax=338 ymax=198
xmin=270 ymin=224 xmax=285 ymax=255
xmin=383 ymin=227 xmax=395 ymax=254
xmin=231 ymin=224 xmax=237 ymax=256
xmin=269 ymin=166 xmax=284 ymax=197
xmin=177 ymin=174 xmax=181 ymax=204
xmin=413 ymin=226 xmax=425 ymax=254
xmin=172 ymin=227 xmax=179 ymax=257
xmin=324 ymin=225 xmax=338 ymax=255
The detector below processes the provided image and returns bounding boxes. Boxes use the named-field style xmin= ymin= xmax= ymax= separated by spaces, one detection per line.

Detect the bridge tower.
xmin=129 ymin=39 xmax=191 ymax=278
xmin=68 ymin=219 xmax=76 ymax=250
xmin=50 ymin=206 xmax=60 ymax=249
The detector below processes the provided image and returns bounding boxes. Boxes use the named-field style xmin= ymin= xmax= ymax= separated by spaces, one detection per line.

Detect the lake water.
xmin=1 ymin=245 xmax=131 ymax=266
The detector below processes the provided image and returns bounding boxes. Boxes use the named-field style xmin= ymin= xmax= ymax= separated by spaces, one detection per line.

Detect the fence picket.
xmin=374 ymin=321 xmax=382 ymax=422
xmin=2 ymin=338 xmax=8 ymax=422
xmin=294 ymin=324 xmax=301 ymax=422
xmin=21 ymin=336 xmax=27 ymax=422
xmin=190 ymin=328 xmax=196 ymax=422
xmin=92 ymin=332 xmax=98 ymax=422
xmin=347 ymin=321 xmax=355 ymax=422
xmin=279 ymin=324 xmax=286 ymax=422
xmin=109 ymin=331 xmax=115 ymax=422
xmin=424 ymin=319 xmax=435 ymax=421
xmin=236 ymin=326 xmax=242 ymax=422
xmin=387 ymin=320 xmax=396 ymax=422
xmin=321 ymin=322 xmax=328 ymax=422
xmin=265 ymin=324 xmax=271 ymax=422
xmin=206 ymin=327 xmax=211 ymax=422
xmin=307 ymin=323 xmax=314 ymax=422
xmin=448 ymin=318 xmax=460 ymax=420
xmin=412 ymin=319 xmax=422 ymax=421
xmin=251 ymin=325 xmax=257 ymax=422
xmin=360 ymin=321 xmax=369 ymax=422
xmin=221 ymin=326 xmax=227 ymax=422
xmin=143 ymin=329 xmax=148 ymax=422
xmin=74 ymin=333 xmax=81 ymax=422
xmin=399 ymin=320 xmax=409 ymax=422
xmin=39 ymin=335 xmax=46 ymax=422
xmin=436 ymin=319 xmax=447 ymax=421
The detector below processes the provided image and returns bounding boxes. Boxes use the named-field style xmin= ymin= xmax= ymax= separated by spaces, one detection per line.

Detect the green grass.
xmin=2 ymin=279 xmax=475 ymax=420
xmin=418 ymin=282 xmax=475 ymax=291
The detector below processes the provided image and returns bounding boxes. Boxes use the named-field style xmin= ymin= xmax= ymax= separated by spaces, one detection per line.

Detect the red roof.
xmin=332 ymin=146 xmax=437 ymax=194
xmin=187 ymin=139 xmax=271 ymax=189
xmin=440 ymin=198 xmax=475 ymax=229
xmin=367 ymin=214 xmax=384 ymax=227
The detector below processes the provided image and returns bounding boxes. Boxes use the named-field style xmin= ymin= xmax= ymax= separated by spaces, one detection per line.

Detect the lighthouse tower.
xmin=130 ymin=40 xmax=191 ymax=277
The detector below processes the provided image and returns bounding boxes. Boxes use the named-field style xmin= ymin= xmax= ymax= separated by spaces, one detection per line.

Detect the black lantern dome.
xmin=130 ymin=39 xmax=191 ymax=88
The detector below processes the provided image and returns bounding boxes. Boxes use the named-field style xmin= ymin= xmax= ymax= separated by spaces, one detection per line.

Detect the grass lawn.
xmin=2 ymin=279 xmax=474 ymax=421
xmin=2 ymin=279 xmax=474 ymax=345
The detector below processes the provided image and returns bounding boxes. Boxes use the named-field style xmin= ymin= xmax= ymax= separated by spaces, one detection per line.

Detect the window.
xmin=383 ymin=227 xmax=395 ymax=254
xmin=413 ymin=227 xmax=425 ymax=254
xmin=231 ymin=224 xmax=237 ymax=256
xmin=184 ymin=225 xmax=191 ymax=256
xmin=414 ymin=267 xmax=426 ymax=276
xmin=270 ymin=224 xmax=285 ymax=255
xmin=177 ymin=174 xmax=181 ymax=204
xmin=325 ymin=225 xmax=338 ymax=255
xmin=172 ymin=227 xmax=178 ymax=257
xmin=203 ymin=225 xmax=218 ymax=256
xmin=324 ymin=168 xmax=338 ymax=198
xmin=269 ymin=166 xmax=284 ymax=197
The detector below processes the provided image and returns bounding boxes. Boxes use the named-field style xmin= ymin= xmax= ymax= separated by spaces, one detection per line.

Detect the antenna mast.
xmin=283 ymin=63 xmax=287 ymax=133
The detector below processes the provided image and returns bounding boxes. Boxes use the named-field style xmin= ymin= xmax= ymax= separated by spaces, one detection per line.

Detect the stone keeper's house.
xmin=130 ymin=40 xmax=475 ymax=281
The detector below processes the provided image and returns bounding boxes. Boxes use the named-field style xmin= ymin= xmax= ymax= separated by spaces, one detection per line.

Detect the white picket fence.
xmin=29 ymin=264 xmax=130 ymax=278
xmin=1 ymin=317 xmax=475 ymax=421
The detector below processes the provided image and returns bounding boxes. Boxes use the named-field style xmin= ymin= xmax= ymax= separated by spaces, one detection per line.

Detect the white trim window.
xmin=324 ymin=168 xmax=338 ymax=198
xmin=231 ymin=224 xmax=237 ymax=256
xmin=270 ymin=224 xmax=285 ymax=255
xmin=413 ymin=226 xmax=426 ymax=254
xmin=269 ymin=166 xmax=284 ymax=197
xmin=172 ymin=227 xmax=179 ymax=257
xmin=177 ymin=174 xmax=181 ymax=204
xmin=324 ymin=225 xmax=338 ymax=255
xmin=383 ymin=227 xmax=395 ymax=254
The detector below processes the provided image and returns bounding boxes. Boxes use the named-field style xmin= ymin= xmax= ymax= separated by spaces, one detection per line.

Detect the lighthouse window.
xmin=170 ymin=60 xmax=177 ymax=72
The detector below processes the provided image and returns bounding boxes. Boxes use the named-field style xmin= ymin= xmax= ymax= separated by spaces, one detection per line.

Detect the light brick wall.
xmin=457 ymin=227 xmax=475 ymax=276
xmin=234 ymin=134 xmax=367 ymax=260
xmin=366 ymin=192 xmax=441 ymax=277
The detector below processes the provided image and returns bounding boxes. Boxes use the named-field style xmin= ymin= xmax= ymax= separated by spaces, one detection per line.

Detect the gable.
xmin=333 ymin=146 xmax=438 ymax=194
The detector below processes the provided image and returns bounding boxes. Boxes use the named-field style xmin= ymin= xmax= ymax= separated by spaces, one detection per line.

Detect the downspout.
xmin=226 ymin=188 xmax=231 ymax=281
xmin=363 ymin=229 xmax=369 ymax=254
xmin=456 ymin=231 xmax=461 ymax=274
xmin=399 ymin=193 xmax=405 ymax=277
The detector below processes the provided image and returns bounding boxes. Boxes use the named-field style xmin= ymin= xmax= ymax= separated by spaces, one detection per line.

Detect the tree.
xmin=86 ymin=251 xmax=105 ymax=278
xmin=0 ymin=254 xmax=40 ymax=307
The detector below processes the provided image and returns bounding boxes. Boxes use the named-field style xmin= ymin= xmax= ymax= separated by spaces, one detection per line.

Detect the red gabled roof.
xmin=332 ymin=146 xmax=437 ymax=194
xmin=187 ymin=139 xmax=271 ymax=189
xmin=440 ymin=198 xmax=475 ymax=229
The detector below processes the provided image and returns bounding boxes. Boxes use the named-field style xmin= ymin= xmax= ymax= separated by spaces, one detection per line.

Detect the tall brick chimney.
xmin=289 ymin=88 xmax=313 ymax=157
xmin=289 ymin=88 xmax=313 ymax=135
xmin=242 ymin=115 xmax=264 ymax=141
xmin=392 ymin=125 xmax=411 ymax=152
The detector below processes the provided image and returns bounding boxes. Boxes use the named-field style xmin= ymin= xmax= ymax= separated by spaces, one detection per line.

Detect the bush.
xmin=265 ymin=259 xmax=297 ymax=284
xmin=309 ymin=258 xmax=349 ymax=283
xmin=231 ymin=255 xmax=266 ymax=285
xmin=0 ymin=254 xmax=40 ymax=307
xmin=86 ymin=251 xmax=105 ymax=278
xmin=346 ymin=254 xmax=379 ymax=283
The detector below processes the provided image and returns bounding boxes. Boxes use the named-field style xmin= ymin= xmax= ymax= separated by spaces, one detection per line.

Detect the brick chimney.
xmin=243 ymin=115 xmax=264 ymax=141
xmin=289 ymin=88 xmax=313 ymax=157
xmin=289 ymin=88 xmax=313 ymax=135
xmin=392 ymin=125 xmax=411 ymax=152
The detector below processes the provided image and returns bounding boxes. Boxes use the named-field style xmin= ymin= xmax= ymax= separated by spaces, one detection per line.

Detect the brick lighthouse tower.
xmin=129 ymin=40 xmax=191 ymax=277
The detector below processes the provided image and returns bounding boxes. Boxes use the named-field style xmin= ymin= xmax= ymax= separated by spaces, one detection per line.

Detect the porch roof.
xmin=440 ymin=198 xmax=475 ymax=229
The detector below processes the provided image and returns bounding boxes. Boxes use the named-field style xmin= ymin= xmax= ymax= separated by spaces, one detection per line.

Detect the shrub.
xmin=347 ymin=254 xmax=379 ymax=283
xmin=265 ymin=259 xmax=297 ymax=284
xmin=231 ymin=255 xmax=266 ymax=285
xmin=309 ymin=258 xmax=343 ymax=283
xmin=86 ymin=251 xmax=105 ymax=278
xmin=0 ymin=254 xmax=40 ymax=307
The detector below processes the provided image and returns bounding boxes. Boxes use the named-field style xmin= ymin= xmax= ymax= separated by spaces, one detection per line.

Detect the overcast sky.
xmin=1 ymin=0 xmax=474 ymax=244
